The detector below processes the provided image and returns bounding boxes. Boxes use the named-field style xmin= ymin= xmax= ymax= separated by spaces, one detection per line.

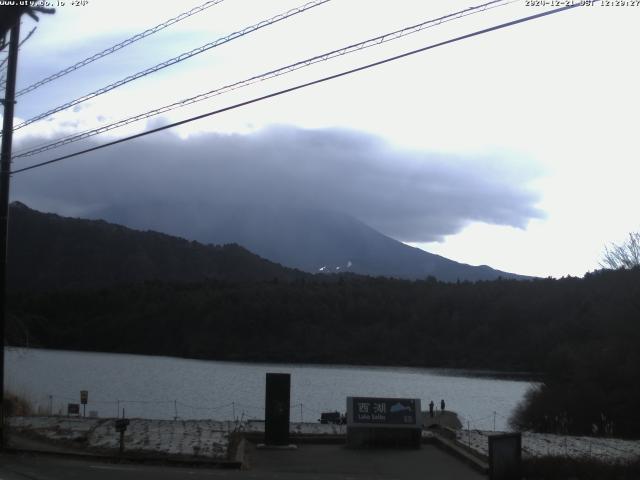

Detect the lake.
xmin=5 ymin=347 xmax=533 ymax=431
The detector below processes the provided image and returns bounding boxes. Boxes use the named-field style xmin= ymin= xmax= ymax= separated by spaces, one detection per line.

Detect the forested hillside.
xmin=8 ymin=202 xmax=529 ymax=285
xmin=7 ymin=202 xmax=304 ymax=291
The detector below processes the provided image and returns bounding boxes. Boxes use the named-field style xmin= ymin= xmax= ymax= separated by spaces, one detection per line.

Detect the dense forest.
xmin=8 ymin=267 xmax=640 ymax=437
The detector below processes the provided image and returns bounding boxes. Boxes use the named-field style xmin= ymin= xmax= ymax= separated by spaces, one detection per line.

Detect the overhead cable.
xmin=10 ymin=0 xmax=330 ymax=133
xmin=18 ymin=26 xmax=38 ymax=49
xmin=11 ymin=3 xmax=581 ymax=175
xmin=15 ymin=0 xmax=226 ymax=97
xmin=13 ymin=0 xmax=515 ymax=160
xmin=0 ymin=27 xmax=36 ymax=92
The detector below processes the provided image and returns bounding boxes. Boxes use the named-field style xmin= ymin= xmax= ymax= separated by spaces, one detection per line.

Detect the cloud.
xmin=11 ymin=125 xmax=543 ymax=243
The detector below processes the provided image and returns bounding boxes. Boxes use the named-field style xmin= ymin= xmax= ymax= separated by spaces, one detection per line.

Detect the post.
xmin=232 ymin=401 xmax=235 ymax=421
xmin=300 ymin=404 xmax=303 ymax=423
xmin=0 ymin=19 xmax=21 ymax=451
xmin=119 ymin=429 xmax=125 ymax=454
xmin=488 ymin=433 xmax=522 ymax=480
xmin=116 ymin=407 xmax=128 ymax=455
xmin=493 ymin=411 xmax=496 ymax=431
xmin=173 ymin=400 xmax=177 ymax=420
xmin=80 ymin=390 xmax=88 ymax=417
xmin=48 ymin=395 xmax=53 ymax=416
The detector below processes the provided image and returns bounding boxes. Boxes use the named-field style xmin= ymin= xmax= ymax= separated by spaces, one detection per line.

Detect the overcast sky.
xmin=4 ymin=0 xmax=640 ymax=278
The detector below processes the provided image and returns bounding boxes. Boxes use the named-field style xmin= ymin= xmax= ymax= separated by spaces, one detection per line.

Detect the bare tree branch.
xmin=600 ymin=232 xmax=640 ymax=270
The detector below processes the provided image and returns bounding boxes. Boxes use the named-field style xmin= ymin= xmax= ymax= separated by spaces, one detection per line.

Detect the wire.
xmin=13 ymin=0 xmax=508 ymax=157
xmin=11 ymin=3 xmax=581 ymax=176
xmin=0 ymin=27 xmax=36 ymax=93
xmin=177 ymin=401 xmax=234 ymax=411
xmin=18 ymin=26 xmax=37 ymax=49
xmin=15 ymin=0 xmax=226 ymax=98
xmin=0 ymin=72 xmax=6 ymax=91
xmin=119 ymin=399 xmax=174 ymax=404
xmin=13 ymin=0 xmax=515 ymax=160
xmin=9 ymin=0 xmax=330 ymax=134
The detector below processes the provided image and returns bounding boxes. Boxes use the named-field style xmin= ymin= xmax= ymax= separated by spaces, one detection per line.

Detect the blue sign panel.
xmin=351 ymin=397 xmax=417 ymax=425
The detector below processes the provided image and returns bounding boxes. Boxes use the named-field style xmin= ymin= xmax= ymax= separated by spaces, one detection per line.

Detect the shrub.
xmin=4 ymin=391 xmax=33 ymax=417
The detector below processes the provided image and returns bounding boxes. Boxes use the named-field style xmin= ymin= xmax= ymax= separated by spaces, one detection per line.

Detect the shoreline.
xmin=5 ymin=345 xmax=541 ymax=380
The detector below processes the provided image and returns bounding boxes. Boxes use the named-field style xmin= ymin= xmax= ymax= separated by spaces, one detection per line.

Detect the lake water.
xmin=5 ymin=347 xmax=533 ymax=431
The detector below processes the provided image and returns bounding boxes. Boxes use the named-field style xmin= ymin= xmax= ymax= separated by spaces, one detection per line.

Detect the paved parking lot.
xmin=0 ymin=443 xmax=486 ymax=480
xmin=246 ymin=443 xmax=487 ymax=479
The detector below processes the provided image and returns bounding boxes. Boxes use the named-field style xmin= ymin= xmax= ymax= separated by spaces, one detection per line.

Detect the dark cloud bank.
xmin=12 ymin=125 xmax=543 ymax=248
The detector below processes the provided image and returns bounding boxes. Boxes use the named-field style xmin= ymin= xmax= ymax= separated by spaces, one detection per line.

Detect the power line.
xmin=18 ymin=26 xmax=37 ymax=49
xmin=13 ymin=0 xmax=515 ymax=160
xmin=0 ymin=54 xmax=7 ymax=90
xmin=13 ymin=0 xmax=511 ymax=158
xmin=0 ymin=27 xmax=36 ymax=92
xmin=11 ymin=3 xmax=581 ymax=176
xmin=8 ymin=0 xmax=330 ymax=134
xmin=15 ymin=0 xmax=226 ymax=98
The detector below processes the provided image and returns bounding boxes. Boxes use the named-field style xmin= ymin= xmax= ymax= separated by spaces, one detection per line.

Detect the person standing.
xmin=429 ymin=400 xmax=434 ymax=418
xmin=440 ymin=399 xmax=445 ymax=413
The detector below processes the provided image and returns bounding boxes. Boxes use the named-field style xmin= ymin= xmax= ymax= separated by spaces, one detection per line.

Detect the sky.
xmin=2 ymin=0 xmax=639 ymax=278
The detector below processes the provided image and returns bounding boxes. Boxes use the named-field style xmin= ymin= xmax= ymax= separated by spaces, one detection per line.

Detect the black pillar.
xmin=264 ymin=373 xmax=290 ymax=445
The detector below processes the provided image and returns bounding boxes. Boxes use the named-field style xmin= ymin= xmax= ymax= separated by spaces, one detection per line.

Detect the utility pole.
xmin=0 ymin=18 xmax=21 ymax=450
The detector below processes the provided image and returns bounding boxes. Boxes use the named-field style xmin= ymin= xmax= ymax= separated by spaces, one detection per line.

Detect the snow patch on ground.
xmin=456 ymin=430 xmax=640 ymax=463
xmin=9 ymin=417 xmax=351 ymax=459
xmin=89 ymin=419 xmax=232 ymax=458
xmin=15 ymin=416 xmax=638 ymax=464
xmin=10 ymin=416 xmax=234 ymax=459
xmin=10 ymin=416 xmax=102 ymax=442
xmin=243 ymin=420 xmax=346 ymax=435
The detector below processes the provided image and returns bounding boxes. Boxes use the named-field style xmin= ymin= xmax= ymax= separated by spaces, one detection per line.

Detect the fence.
xmin=21 ymin=393 xmax=333 ymax=424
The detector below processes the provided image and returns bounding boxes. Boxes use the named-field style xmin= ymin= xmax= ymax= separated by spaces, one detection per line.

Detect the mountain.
xmin=8 ymin=202 xmax=527 ymax=290
xmin=89 ymin=203 xmax=529 ymax=282
xmin=7 ymin=202 xmax=304 ymax=291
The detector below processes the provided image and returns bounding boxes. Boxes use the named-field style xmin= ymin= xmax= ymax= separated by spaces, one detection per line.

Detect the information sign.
xmin=346 ymin=396 xmax=422 ymax=448
xmin=348 ymin=397 xmax=419 ymax=426
xmin=115 ymin=418 xmax=130 ymax=433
